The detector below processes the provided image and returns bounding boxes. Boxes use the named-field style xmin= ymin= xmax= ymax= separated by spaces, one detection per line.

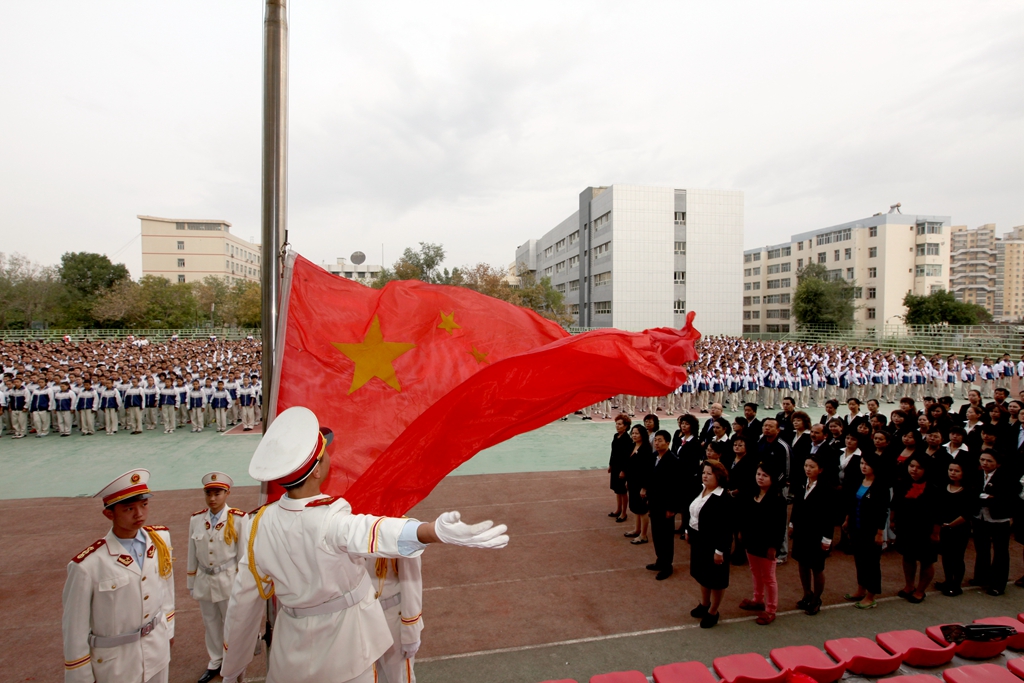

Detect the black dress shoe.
xmin=656 ymin=569 xmax=673 ymax=580
xmin=646 ymin=563 xmax=660 ymax=571
xmin=986 ymin=588 xmax=1005 ymax=596
xmin=699 ymin=611 xmax=720 ymax=628
xmin=690 ymin=603 xmax=709 ymax=618
xmin=198 ymin=668 xmax=220 ymax=683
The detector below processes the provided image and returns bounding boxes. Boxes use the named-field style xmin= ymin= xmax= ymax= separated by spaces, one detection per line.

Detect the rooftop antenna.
xmin=888 ymin=202 xmax=902 ymax=214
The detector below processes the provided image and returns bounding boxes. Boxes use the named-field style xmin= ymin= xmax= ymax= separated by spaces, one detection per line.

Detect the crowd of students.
xmin=0 ymin=337 xmax=263 ymax=437
xmin=606 ymin=384 xmax=1024 ymax=629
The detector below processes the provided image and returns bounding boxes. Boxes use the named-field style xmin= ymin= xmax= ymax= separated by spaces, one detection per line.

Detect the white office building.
xmin=743 ymin=212 xmax=951 ymax=333
xmin=516 ymin=185 xmax=744 ymax=335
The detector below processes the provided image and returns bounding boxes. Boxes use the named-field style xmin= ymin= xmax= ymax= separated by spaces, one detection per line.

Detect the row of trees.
xmin=0 ymin=252 xmax=261 ymax=329
xmin=792 ymin=263 xmax=993 ymax=329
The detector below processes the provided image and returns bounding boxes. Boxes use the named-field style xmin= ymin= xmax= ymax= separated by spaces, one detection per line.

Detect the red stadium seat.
xmin=926 ymin=624 xmax=1008 ymax=660
xmin=590 ymin=673 xmax=648 ymax=683
xmin=823 ymin=637 xmax=902 ymax=676
xmin=1007 ymin=657 xmax=1024 ymax=680
xmin=712 ymin=653 xmax=787 ymax=683
xmin=768 ymin=646 xmax=845 ymax=683
xmin=652 ymin=661 xmax=718 ymax=683
xmin=942 ymin=664 xmax=1021 ymax=683
xmin=876 ymin=629 xmax=956 ymax=667
xmin=974 ymin=617 xmax=1024 ymax=650
xmin=884 ymin=677 xmax=943 ymax=682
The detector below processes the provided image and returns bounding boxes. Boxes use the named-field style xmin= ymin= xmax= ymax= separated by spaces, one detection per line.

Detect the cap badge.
xmin=211 ymin=474 xmax=217 ymax=481
xmin=130 ymin=473 xmax=141 ymax=484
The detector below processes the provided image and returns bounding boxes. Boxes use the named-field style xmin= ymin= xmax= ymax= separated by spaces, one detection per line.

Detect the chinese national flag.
xmin=273 ymin=255 xmax=699 ymax=514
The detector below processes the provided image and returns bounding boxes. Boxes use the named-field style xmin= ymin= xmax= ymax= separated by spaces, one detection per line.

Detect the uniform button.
xmin=144 ymin=595 xmax=149 ymax=600
xmin=110 ymin=584 xmax=116 ymax=589
xmin=145 ymin=614 xmax=150 ymax=619
xmin=96 ymin=658 xmax=103 ymax=664
xmin=141 ymin=576 xmax=146 ymax=581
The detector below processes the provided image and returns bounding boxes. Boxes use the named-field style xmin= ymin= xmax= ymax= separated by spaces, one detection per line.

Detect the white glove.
xmin=402 ymin=640 xmax=421 ymax=659
xmin=434 ymin=511 xmax=509 ymax=549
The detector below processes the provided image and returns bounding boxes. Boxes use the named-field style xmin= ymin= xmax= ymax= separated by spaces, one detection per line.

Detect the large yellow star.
xmin=468 ymin=346 xmax=490 ymax=364
xmin=438 ymin=311 xmax=461 ymax=335
xmin=331 ymin=316 xmax=416 ymax=394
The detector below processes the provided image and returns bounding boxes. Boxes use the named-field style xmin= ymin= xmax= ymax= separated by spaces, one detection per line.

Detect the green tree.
xmin=372 ymin=242 xmax=453 ymax=287
xmin=137 ymin=275 xmax=199 ymax=328
xmin=194 ymin=276 xmax=232 ymax=326
xmin=793 ymin=263 xmax=856 ymax=330
xmin=0 ymin=253 xmax=63 ymax=329
xmin=902 ymin=290 xmax=992 ymax=325
xmin=57 ymin=252 xmax=131 ymax=326
xmin=91 ymin=279 xmax=145 ymax=327
xmin=227 ymin=280 xmax=262 ymax=328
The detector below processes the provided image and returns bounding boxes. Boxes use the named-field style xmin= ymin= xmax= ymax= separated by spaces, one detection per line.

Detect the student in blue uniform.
xmin=76 ymin=379 xmax=98 ymax=435
xmin=8 ymin=377 xmax=30 ymax=439
xmin=30 ymin=380 xmax=55 ymax=437
xmin=54 ymin=380 xmax=77 ymax=437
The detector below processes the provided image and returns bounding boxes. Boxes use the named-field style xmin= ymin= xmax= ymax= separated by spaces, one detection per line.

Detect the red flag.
xmin=273 ymin=255 xmax=570 ymax=500
xmin=345 ymin=317 xmax=700 ymax=516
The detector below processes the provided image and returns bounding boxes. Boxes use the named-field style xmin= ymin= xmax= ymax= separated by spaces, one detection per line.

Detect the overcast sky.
xmin=2 ymin=2 xmax=1022 ymax=278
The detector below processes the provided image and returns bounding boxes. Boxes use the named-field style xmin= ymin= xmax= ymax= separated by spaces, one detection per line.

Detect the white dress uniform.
xmin=186 ymin=475 xmax=248 ymax=674
xmin=365 ymin=556 xmax=424 ymax=683
xmin=61 ymin=470 xmax=175 ymax=683
xmin=221 ymin=406 xmax=509 ymax=683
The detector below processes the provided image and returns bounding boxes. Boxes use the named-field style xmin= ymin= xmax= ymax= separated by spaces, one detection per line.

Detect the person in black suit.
xmin=958 ymin=389 xmax=984 ymax=421
xmin=891 ymin=455 xmax=941 ymax=603
xmin=607 ymin=414 xmax=633 ymax=522
xmin=972 ymin=450 xmax=1018 ymax=595
xmin=819 ymin=399 xmax=840 ymax=426
xmin=744 ymin=403 xmax=763 ymax=442
xmin=644 ymin=430 xmax=684 ymax=580
xmin=675 ymin=413 xmax=705 ymax=498
xmin=842 ymin=452 xmax=889 ymax=609
xmin=791 ymin=454 xmax=836 ymax=615
xmin=756 ymin=418 xmax=791 ymax=489
xmin=845 ymin=398 xmax=869 ymax=434
xmin=775 ymin=396 xmax=796 ymax=444
xmin=686 ymin=459 xmax=733 ymax=629
xmin=700 ymin=403 xmax=724 ymax=445
xmin=737 ymin=463 xmax=788 ymax=625
xmin=623 ymin=425 xmax=653 ymax=544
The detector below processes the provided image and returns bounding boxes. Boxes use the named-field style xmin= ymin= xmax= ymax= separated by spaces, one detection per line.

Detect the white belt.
xmin=379 ymin=592 xmax=402 ymax=611
xmin=89 ymin=613 xmax=162 ymax=649
xmin=199 ymin=557 xmax=237 ymax=576
xmin=280 ymin=573 xmax=371 ymax=619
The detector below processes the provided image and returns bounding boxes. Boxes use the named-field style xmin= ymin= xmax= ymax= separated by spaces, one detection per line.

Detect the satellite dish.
xmin=350 ymin=251 xmax=366 ymax=265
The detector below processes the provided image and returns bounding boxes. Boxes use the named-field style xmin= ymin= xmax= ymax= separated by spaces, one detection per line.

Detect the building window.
xmin=917 ymin=221 xmax=943 ymax=235
xmin=752 ymin=253 xmax=760 ymax=261
xmin=593 ymin=211 xmax=611 ymax=229
xmin=815 ymin=228 xmax=852 ymax=245
xmin=555 ymin=261 xmax=566 ymax=273
xmin=593 ymin=301 xmax=611 ymax=315
xmin=867 ymin=308 xmax=876 ymax=319
xmin=177 ymin=274 xmax=186 ymax=283
xmin=594 ymin=272 xmax=611 ymax=287
xmin=570 ymin=304 xmax=579 ymax=315
xmin=674 ymin=300 xmax=686 ymax=313
xmin=568 ymin=231 xmax=579 ymax=246
xmin=752 ymin=267 xmax=760 ymax=275
xmin=569 ymin=280 xmax=580 ymax=292
xmin=674 ymin=211 xmax=686 ymax=223
xmin=568 ymin=255 xmax=579 ymax=268
xmin=930 ymin=285 xmax=944 ymax=294
xmin=744 ymin=268 xmax=751 ymax=277
xmin=868 ymin=267 xmax=877 ymax=278
xmin=544 ymin=246 xmax=553 ymax=258
xmin=797 ymin=258 xmax=803 ymax=269
xmin=752 ymin=282 xmax=761 ymax=290
xmin=743 ymin=296 xmax=751 ymax=306
xmin=744 ymin=254 xmax=752 ymax=263
xmin=177 ymin=258 xmax=185 ymax=268
xmin=780 ymin=278 xmax=790 ymax=287
xmin=555 ymin=283 xmax=566 ymax=293
xmin=744 ymin=283 xmax=751 ymax=291
xmin=916 ymin=264 xmax=943 ymax=277
xmin=927 ymin=243 xmax=941 ymax=255
xmin=751 ymin=311 xmax=760 ymax=319
xmin=833 ymin=249 xmax=840 ymax=261
xmin=544 ymin=267 xmax=553 ymax=276
xmin=176 ymin=241 xmax=185 ymax=251
xmin=853 ymin=287 xmax=863 ymax=299
xmin=867 ymin=287 xmax=877 ymax=299
xmin=798 ymin=242 xmax=804 ymax=251
xmin=556 ymin=238 xmax=566 ymax=251
xmin=868 ymin=247 xmax=878 ymax=258
xmin=818 ymin=252 xmax=827 ymax=264
xmin=674 ymin=271 xmax=686 ymax=284
xmin=767 ymin=264 xmax=780 ymax=274
xmin=675 ymin=241 xmax=686 ymax=254
xmin=593 ymin=242 xmax=610 ymax=257
xmin=780 ymin=262 xmax=791 ymax=273
xmin=743 ymin=324 xmax=760 ymax=333
xmin=767 ymin=279 xmax=781 ymax=289
xmin=744 ymin=311 xmax=751 ymax=320
xmin=751 ymin=296 xmax=760 ymax=304
xmin=869 ymin=226 xmax=878 ymax=237
xmin=846 ymin=267 xmax=854 ymax=279
xmin=844 ymin=248 xmax=852 ymax=260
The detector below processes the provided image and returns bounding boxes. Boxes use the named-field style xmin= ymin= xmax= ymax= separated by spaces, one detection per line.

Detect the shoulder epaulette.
xmin=191 ymin=508 xmax=209 ymax=517
xmin=144 ymin=525 xmax=169 ymax=532
xmin=306 ymin=496 xmax=339 ymax=508
xmin=72 ymin=539 xmax=105 ymax=563
xmin=228 ymin=508 xmax=246 ymax=517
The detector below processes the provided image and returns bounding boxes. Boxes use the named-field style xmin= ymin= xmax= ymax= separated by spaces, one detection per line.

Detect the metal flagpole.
xmin=261 ymin=0 xmax=288 ymax=431
xmin=259 ymin=0 xmax=288 ymax=663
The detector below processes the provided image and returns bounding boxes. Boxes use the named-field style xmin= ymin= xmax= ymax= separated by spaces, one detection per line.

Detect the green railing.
xmin=0 ymin=328 xmax=260 ymax=342
xmin=753 ymin=324 xmax=1024 ymax=358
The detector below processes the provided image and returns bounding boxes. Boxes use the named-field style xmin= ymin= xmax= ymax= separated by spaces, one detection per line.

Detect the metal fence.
xmin=0 ymin=328 xmax=260 ymax=343
xmin=749 ymin=324 xmax=1024 ymax=358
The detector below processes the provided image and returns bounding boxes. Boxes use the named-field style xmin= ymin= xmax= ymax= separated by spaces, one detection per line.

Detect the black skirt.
xmin=791 ymin=528 xmax=830 ymax=572
xmin=628 ymin=486 xmax=648 ymax=515
xmin=610 ymin=471 xmax=627 ymax=494
xmin=688 ymin=527 xmax=730 ymax=589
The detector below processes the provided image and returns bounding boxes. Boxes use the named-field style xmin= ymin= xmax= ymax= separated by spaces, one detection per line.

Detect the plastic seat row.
xmin=539 ymin=612 xmax=1024 ymax=683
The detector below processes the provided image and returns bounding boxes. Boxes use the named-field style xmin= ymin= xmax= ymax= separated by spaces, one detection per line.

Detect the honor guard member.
xmin=365 ymin=555 xmax=424 ymax=683
xmin=236 ymin=377 xmax=258 ymax=431
xmin=187 ymin=473 xmax=248 ymax=683
xmin=77 ymin=380 xmax=98 ymax=435
xmin=8 ymin=376 xmax=30 ymax=438
xmin=210 ymin=381 xmax=233 ymax=432
xmin=220 ymin=407 xmax=509 ymax=683
xmin=62 ymin=469 xmax=175 ymax=683
xmin=55 ymin=380 xmax=77 ymax=437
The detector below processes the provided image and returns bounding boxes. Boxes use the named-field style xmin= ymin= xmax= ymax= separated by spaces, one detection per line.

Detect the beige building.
xmin=1001 ymin=226 xmax=1024 ymax=322
xmin=139 ymin=215 xmax=261 ymax=285
xmin=743 ymin=212 xmax=950 ymax=333
xmin=324 ymin=257 xmax=382 ymax=285
xmin=950 ymin=224 xmax=997 ymax=313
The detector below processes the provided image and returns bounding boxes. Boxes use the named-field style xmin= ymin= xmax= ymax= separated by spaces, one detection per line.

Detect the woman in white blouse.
xmin=686 ymin=459 xmax=733 ymax=629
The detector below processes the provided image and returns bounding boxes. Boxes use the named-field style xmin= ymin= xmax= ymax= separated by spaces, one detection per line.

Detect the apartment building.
xmin=139 ymin=215 xmax=260 ymax=285
xmin=515 ymin=185 xmax=744 ymax=335
xmin=951 ymin=224 xmax=1024 ymax=322
xmin=743 ymin=213 xmax=951 ymax=332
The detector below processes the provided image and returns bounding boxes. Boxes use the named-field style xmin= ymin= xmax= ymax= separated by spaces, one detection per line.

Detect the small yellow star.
xmin=438 ymin=311 xmax=461 ymax=335
xmin=331 ymin=316 xmax=416 ymax=394
xmin=468 ymin=347 xmax=489 ymax=364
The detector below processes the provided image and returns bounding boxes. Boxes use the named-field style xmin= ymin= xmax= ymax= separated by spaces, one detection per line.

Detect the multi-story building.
xmin=743 ymin=213 xmax=951 ymax=333
xmin=950 ymin=224 xmax=998 ymax=315
xmin=139 ymin=215 xmax=261 ymax=285
xmin=515 ymin=185 xmax=743 ymax=335
xmin=324 ymin=257 xmax=382 ymax=285
xmin=1000 ymin=226 xmax=1024 ymax=322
